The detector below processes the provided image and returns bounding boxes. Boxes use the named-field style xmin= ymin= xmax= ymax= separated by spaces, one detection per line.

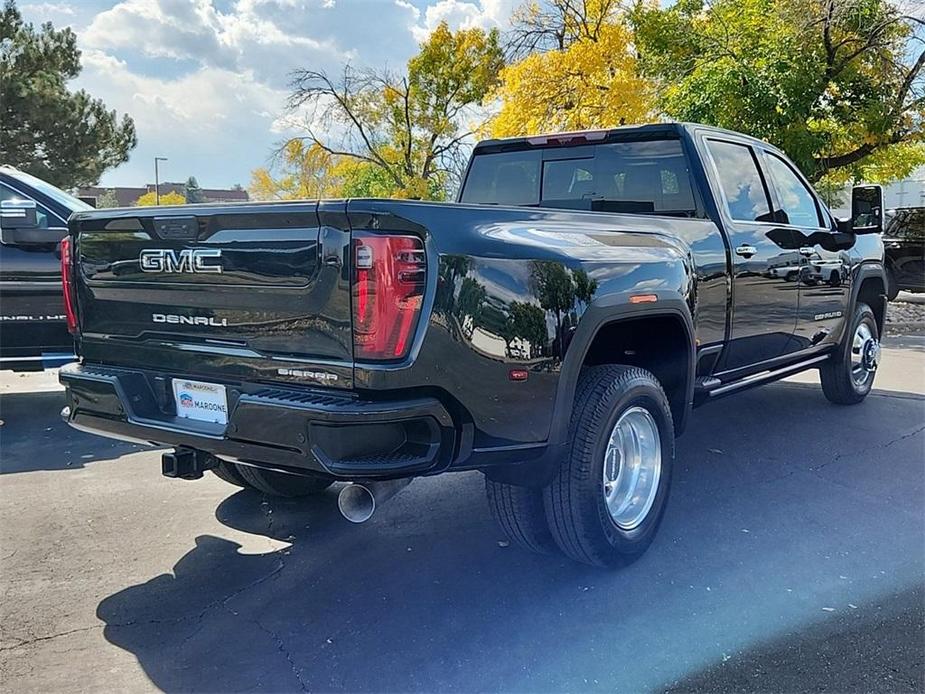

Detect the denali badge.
xmin=140 ymin=248 xmax=223 ymax=274
xmin=153 ymin=313 xmax=228 ymax=327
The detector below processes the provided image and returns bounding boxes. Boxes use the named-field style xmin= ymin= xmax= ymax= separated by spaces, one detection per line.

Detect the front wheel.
xmin=820 ymin=302 xmax=880 ymax=405
xmin=544 ymin=365 xmax=674 ymax=567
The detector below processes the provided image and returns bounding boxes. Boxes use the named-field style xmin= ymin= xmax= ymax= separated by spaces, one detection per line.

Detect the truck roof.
xmin=472 ymin=121 xmax=774 ymax=152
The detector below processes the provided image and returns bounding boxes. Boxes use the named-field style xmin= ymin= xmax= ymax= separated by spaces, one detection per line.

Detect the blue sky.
xmin=20 ymin=0 xmax=517 ymax=189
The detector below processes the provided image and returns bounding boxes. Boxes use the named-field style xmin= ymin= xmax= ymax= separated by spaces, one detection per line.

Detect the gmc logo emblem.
xmin=139 ymin=249 xmax=223 ymax=274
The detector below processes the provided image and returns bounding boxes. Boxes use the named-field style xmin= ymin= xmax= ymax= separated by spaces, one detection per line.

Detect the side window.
xmin=764 ymin=153 xmax=822 ymax=227
xmin=706 ymin=140 xmax=772 ymax=222
xmin=0 ymin=183 xmax=53 ymax=229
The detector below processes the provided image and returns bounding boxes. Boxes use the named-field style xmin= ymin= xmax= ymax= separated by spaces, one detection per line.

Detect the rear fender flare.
xmin=551 ymin=296 xmax=696 ymax=446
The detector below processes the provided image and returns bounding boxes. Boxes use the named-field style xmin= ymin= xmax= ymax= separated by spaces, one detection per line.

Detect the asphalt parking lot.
xmin=1 ymin=338 xmax=923 ymax=693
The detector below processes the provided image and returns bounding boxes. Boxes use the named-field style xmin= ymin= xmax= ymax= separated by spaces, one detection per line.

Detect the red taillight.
xmin=60 ymin=235 xmax=77 ymax=334
xmin=352 ymin=233 xmax=425 ymax=361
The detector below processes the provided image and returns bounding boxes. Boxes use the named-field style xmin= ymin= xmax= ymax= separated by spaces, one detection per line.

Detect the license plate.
xmin=172 ymin=378 xmax=228 ymax=425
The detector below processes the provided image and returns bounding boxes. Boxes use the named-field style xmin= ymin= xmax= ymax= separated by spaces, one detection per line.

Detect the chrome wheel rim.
xmin=850 ymin=322 xmax=879 ymax=387
xmin=602 ymin=406 xmax=662 ymax=530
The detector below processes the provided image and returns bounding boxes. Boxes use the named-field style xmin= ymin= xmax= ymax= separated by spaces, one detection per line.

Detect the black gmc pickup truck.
xmin=59 ymin=123 xmax=887 ymax=567
xmin=1 ymin=166 xmax=89 ymax=370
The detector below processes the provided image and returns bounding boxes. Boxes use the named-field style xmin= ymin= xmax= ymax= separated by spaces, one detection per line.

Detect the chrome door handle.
xmin=734 ymin=245 xmax=757 ymax=258
xmin=799 ymin=247 xmax=815 ymax=257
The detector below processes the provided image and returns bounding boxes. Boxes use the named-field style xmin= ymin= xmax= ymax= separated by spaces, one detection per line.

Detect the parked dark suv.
xmin=884 ymin=206 xmax=924 ymax=299
xmin=0 ymin=166 xmax=90 ymax=370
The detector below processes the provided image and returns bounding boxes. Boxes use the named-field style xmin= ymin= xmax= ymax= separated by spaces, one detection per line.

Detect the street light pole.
xmin=154 ymin=157 xmax=168 ymax=204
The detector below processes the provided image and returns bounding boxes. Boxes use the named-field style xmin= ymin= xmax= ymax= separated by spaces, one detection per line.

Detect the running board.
xmin=698 ymin=354 xmax=830 ymax=402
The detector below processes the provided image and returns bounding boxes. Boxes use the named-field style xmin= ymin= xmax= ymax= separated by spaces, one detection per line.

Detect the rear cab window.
xmin=460 ymin=138 xmax=698 ymax=217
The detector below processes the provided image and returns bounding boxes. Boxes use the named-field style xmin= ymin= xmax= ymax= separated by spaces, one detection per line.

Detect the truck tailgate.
xmin=72 ymin=202 xmax=353 ymax=387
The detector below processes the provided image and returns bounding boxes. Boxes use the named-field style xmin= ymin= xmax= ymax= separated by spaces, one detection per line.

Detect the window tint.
xmin=764 ymin=153 xmax=821 ymax=227
xmin=461 ymin=138 xmax=697 ymax=216
xmin=706 ymin=140 xmax=771 ymax=222
xmin=542 ymin=159 xmax=594 ymax=200
xmin=593 ymin=140 xmax=696 ymax=214
xmin=460 ymin=150 xmax=541 ymax=205
xmin=0 ymin=183 xmax=52 ymax=229
xmin=885 ymin=208 xmax=925 ymax=241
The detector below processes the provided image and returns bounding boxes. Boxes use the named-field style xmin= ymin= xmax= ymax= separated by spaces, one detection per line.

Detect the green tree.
xmin=633 ymin=0 xmax=925 ymax=184
xmin=283 ymin=21 xmax=503 ymax=199
xmin=530 ymin=262 xmax=598 ymax=348
xmin=0 ymin=0 xmax=136 ymax=188
xmin=457 ymin=276 xmax=488 ymax=334
xmin=184 ymin=176 xmax=206 ymax=203
xmin=506 ymin=301 xmax=549 ymax=358
xmin=94 ymin=188 xmax=120 ymax=208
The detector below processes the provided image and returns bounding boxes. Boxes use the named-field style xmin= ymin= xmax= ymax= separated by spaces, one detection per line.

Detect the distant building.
xmin=77 ymin=182 xmax=249 ymax=207
xmin=882 ymin=166 xmax=925 ymax=210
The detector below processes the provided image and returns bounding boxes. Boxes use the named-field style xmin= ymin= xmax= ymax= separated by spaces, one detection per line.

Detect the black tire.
xmin=544 ymin=365 xmax=674 ymax=568
xmin=485 ymin=478 xmax=557 ymax=555
xmin=820 ymin=302 xmax=880 ymax=405
xmin=236 ymin=465 xmax=334 ymax=497
xmin=211 ymin=460 xmax=248 ymax=487
xmin=885 ymin=269 xmax=899 ymax=301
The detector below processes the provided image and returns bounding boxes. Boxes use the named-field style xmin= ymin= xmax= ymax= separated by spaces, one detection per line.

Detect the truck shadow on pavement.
xmin=0 ymin=390 xmax=140 ymax=473
xmin=94 ymin=380 xmax=925 ymax=692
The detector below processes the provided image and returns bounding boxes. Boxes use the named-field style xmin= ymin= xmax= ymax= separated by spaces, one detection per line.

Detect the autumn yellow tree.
xmin=488 ymin=1 xmax=656 ymax=137
xmin=250 ymin=140 xmax=344 ymax=200
xmin=281 ymin=22 xmax=503 ymax=199
xmin=134 ymin=190 xmax=186 ymax=206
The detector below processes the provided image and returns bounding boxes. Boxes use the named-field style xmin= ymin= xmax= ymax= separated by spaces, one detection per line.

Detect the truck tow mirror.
xmin=849 ymin=185 xmax=883 ymax=235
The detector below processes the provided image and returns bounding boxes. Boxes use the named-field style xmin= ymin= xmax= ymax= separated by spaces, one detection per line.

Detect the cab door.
xmin=0 ymin=180 xmax=73 ymax=368
xmin=702 ymin=137 xmax=801 ymax=371
xmin=759 ymin=150 xmax=850 ymax=352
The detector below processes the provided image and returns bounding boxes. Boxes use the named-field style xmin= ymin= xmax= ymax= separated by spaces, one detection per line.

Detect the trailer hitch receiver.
xmin=161 ymin=447 xmax=214 ymax=480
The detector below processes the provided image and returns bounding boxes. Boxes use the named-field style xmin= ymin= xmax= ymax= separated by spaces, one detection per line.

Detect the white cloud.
xmin=18 ymin=0 xmax=518 ymax=188
xmin=412 ymin=0 xmax=516 ymax=40
xmin=20 ymin=2 xmax=76 ymax=17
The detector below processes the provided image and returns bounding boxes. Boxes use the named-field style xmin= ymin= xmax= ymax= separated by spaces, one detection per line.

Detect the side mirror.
xmin=0 ymin=199 xmax=39 ymax=230
xmin=850 ymin=184 xmax=883 ymax=235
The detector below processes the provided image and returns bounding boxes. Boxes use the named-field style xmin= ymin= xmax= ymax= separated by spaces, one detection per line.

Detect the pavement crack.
xmin=0 ymin=625 xmax=102 ymax=652
xmin=250 ymin=615 xmax=310 ymax=692
xmin=810 ymin=424 xmax=925 ymax=472
xmin=216 ymin=599 xmax=309 ymax=692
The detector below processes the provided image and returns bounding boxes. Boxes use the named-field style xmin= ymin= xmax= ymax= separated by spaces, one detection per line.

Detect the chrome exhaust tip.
xmin=337 ymin=478 xmax=412 ymax=523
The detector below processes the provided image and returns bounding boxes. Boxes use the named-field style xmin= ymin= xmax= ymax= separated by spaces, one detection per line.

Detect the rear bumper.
xmin=59 ymin=362 xmax=457 ymax=479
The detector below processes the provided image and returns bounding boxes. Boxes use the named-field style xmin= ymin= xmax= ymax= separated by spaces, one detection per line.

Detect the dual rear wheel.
xmin=487 ymin=365 xmax=674 ymax=567
xmin=490 ymin=303 xmax=881 ymax=567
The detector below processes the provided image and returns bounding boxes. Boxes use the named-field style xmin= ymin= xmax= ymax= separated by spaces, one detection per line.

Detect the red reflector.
xmin=629 ymin=294 xmax=658 ymax=304
xmin=352 ymin=233 xmax=425 ymax=361
xmin=509 ymin=369 xmax=529 ymax=381
xmin=60 ymin=236 xmax=78 ymax=334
